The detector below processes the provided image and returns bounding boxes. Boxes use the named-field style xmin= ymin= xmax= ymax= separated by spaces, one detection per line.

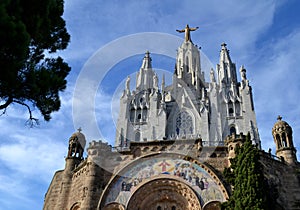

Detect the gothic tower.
xmin=164 ymin=25 xmax=209 ymax=142
xmin=272 ymin=116 xmax=297 ymax=164
xmin=115 ymin=51 xmax=167 ymax=148
xmin=209 ymin=43 xmax=260 ymax=147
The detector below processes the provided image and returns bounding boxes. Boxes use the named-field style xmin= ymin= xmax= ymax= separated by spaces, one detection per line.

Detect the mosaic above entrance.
xmin=102 ymin=153 xmax=227 ymax=207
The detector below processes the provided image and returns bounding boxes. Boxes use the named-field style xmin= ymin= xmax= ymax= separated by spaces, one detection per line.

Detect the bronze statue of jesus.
xmin=176 ymin=24 xmax=199 ymax=42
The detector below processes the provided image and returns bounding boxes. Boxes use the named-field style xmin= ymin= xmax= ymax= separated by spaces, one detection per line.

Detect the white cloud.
xmin=251 ymin=29 xmax=300 ymax=158
xmin=62 ymin=0 xmax=278 ymax=64
xmin=0 ymin=81 xmax=76 ymax=209
xmin=0 ymin=131 xmax=66 ymax=181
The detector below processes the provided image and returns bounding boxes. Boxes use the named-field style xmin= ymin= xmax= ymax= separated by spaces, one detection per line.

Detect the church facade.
xmin=43 ymin=26 xmax=300 ymax=210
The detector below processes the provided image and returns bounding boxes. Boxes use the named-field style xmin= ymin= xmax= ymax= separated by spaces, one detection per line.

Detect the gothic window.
xmin=230 ymin=126 xmax=236 ymax=135
xmin=228 ymin=102 xmax=234 ymax=116
xmin=172 ymin=206 xmax=176 ymax=210
xmin=175 ymin=111 xmax=193 ymax=135
xmin=193 ymin=72 xmax=196 ymax=85
xmin=186 ymin=56 xmax=189 ymax=72
xmin=157 ymin=206 xmax=161 ymax=210
xmin=119 ymin=128 xmax=124 ymax=147
xmin=136 ymin=108 xmax=142 ymax=122
xmin=229 ymin=108 xmax=234 ymax=116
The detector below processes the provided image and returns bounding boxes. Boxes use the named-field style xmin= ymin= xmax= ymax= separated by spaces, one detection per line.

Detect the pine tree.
xmin=222 ymin=133 xmax=267 ymax=210
xmin=0 ymin=0 xmax=70 ymax=123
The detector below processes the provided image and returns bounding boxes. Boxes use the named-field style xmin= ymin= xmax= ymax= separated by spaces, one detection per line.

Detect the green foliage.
xmin=222 ymin=133 xmax=267 ymax=210
xmin=0 ymin=0 xmax=70 ymax=123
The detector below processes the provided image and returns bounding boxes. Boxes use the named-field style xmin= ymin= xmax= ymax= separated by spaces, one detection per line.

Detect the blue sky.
xmin=1 ymin=0 xmax=300 ymax=209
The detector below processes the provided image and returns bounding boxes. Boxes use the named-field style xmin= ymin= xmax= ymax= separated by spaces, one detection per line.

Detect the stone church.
xmin=43 ymin=25 xmax=300 ymax=210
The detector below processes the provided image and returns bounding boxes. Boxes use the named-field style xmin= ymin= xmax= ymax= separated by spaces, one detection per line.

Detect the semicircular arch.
xmin=98 ymin=152 xmax=229 ymax=209
xmin=127 ymin=176 xmax=202 ymax=210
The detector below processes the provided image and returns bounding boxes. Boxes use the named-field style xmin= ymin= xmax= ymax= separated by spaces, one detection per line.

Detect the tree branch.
xmin=0 ymin=97 xmax=13 ymax=109
xmin=12 ymin=99 xmax=39 ymax=127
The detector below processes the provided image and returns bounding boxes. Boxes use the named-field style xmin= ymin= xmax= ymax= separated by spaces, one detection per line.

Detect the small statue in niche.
xmin=153 ymin=73 xmax=158 ymax=89
xmin=125 ymin=76 xmax=130 ymax=93
xmin=210 ymin=68 xmax=216 ymax=83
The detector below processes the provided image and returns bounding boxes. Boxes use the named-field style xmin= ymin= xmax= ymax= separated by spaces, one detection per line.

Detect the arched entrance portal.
xmin=127 ymin=178 xmax=201 ymax=210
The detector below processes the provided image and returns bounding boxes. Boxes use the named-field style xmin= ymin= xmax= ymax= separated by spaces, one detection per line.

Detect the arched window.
xmin=276 ymin=134 xmax=281 ymax=148
xmin=282 ymin=133 xmax=287 ymax=147
xmin=229 ymin=108 xmax=234 ymax=116
xmin=119 ymin=128 xmax=124 ymax=147
xmin=157 ymin=206 xmax=162 ymax=210
xmin=235 ymin=101 xmax=240 ymax=116
xmin=172 ymin=206 xmax=176 ymax=210
xmin=136 ymin=108 xmax=142 ymax=122
xmin=228 ymin=102 xmax=234 ymax=116
xmin=230 ymin=126 xmax=236 ymax=135
xmin=186 ymin=56 xmax=189 ymax=72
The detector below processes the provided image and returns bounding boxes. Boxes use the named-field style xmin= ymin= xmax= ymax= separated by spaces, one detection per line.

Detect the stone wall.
xmin=44 ymin=138 xmax=300 ymax=210
xmin=261 ymin=151 xmax=300 ymax=209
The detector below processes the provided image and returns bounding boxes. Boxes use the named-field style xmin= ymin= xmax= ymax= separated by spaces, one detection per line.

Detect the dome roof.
xmin=272 ymin=116 xmax=292 ymax=135
xmin=69 ymin=128 xmax=86 ymax=149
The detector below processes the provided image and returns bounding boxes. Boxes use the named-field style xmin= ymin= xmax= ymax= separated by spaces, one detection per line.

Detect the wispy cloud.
xmin=251 ymin=29 xmax=300 ymax=155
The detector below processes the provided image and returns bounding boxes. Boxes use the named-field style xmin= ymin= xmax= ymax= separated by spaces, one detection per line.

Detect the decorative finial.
xmin=77 ymin=127 xmax=82 ymax=132
xmin=240 ymin=65 xmax=247 ymax=80
xmin=221 ymin=42 xmax=227 ymax=48
xmin=145 ymin=51 xmax=150 ymax=57
xmin=277 ymin=115 xmax=282 ymax=121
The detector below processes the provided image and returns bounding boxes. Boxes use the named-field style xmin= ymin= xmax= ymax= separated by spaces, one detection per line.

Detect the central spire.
xmin=174 ymin=25 xmax=203 ymax=92
xmin=136 ymin=51 xmax=155 ymax=91
xmin=141 ymin=50 xmax=152 ymax=69
xmin=176 ymin=24 xmax=199 ymax=42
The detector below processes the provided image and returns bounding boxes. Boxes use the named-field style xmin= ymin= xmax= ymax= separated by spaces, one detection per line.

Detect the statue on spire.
xmin=176 ymin=24 xmax=199 ymax=42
